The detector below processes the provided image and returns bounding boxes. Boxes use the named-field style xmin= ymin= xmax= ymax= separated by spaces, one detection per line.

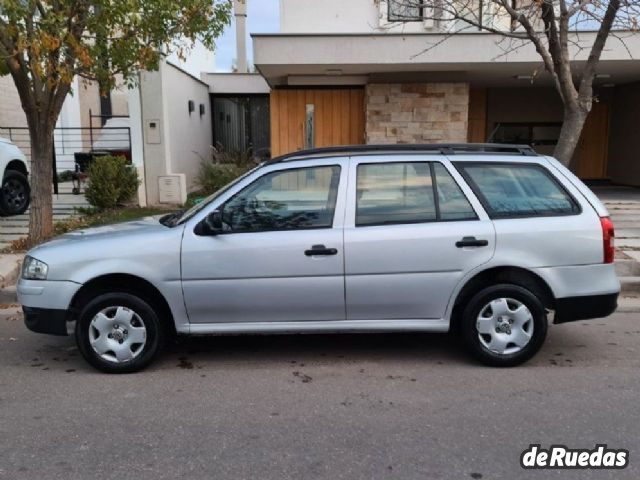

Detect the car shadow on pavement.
xmin=160 ymin=332 xmax=471 ymax=370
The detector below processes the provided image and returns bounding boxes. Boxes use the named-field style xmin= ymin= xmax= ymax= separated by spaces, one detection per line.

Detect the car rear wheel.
xmin=461 ymin=284 xmax=548 ymax=367
xmin=76 ymin=292 xmax=165 ymax=373
xmin=0 ymin=170 xmax=30 ymax=216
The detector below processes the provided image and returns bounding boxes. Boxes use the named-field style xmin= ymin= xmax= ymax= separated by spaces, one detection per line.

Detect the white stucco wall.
xmin=0 ymin=76 xmax=28 ymax=128
xmin=164 ymin=63 xmax=213 ymax=191
xmin=280 ymin=0 xmax=450 ymax=33
xmin=280 ymin=0 xmax=378 ymax=33
xmin=0 ymin=76 xmax=30 ymax=164
xmin=127 ymin=83 xmax=148 ymax=206
xmin=201 ymin=72 xmax=270 ymax=94
xmin=138 ymin=61 xmax=213 ymax=205
xmin=139 ymin=67 xmax=169 ymax=205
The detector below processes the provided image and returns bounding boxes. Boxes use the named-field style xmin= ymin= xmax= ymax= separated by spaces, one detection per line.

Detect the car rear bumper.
xmin=23 ymin=306 xmax=70 ymax=336
xmin=553 ymin=292 xmax=618 ymax=324
xmin=533 ymin=264 xmax=620 ymax=299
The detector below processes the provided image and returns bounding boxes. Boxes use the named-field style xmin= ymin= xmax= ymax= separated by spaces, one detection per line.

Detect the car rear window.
xmin=456 ymin=163 xmax=579 ymax=218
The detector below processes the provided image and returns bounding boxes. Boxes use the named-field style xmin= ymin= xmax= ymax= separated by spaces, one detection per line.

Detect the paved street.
xmin=1 ymin=307 xmax=638 ymax=479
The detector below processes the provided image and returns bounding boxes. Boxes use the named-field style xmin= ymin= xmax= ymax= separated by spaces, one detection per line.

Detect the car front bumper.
xmin=23 ymin=306 xmax=70 ymax=335
xmin=17 ymin=278 xmax=81 ymax=336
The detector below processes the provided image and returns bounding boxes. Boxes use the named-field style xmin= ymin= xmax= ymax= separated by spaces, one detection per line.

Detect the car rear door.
xmin=343 ymin=155 xmax=495 ymax=320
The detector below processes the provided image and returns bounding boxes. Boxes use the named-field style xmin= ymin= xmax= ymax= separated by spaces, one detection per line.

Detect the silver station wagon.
xmin=18 ymin=144 xmax=620 ymax=372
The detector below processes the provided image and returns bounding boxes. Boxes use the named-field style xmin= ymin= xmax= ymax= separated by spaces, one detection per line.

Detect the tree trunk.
xmin=27 ymin=125 xmax=55 ymax=245
xmin=553 ymin=108 xmax=588 ymax=167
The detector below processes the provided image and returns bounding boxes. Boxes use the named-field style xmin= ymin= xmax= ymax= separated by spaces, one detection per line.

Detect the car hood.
xmin=46 ymin=216 xmax=167 ymax=245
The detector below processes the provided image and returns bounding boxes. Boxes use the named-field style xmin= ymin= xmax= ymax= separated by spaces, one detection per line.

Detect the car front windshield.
xmin=175 ymin=165 xmax=262 ymax=225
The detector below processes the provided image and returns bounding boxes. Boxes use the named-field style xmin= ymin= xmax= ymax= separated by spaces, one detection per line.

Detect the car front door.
xmin=181 ymin=159 xmax=348 ymax=324
xmin=344 ymin=156 xmax=495 ymax=320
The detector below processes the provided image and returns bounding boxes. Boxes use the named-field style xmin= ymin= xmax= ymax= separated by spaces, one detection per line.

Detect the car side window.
xmin=432 ymin=163 xmax=477 ymax=221
xmin=356 ymin=162 xmax=436 ymax=226
xmin=222 ymin=165 xmax=341 ymax=233
xmin=457 ymin=163 xmax=579 ymax=218
xmin=356 ymin=162 xmax=478 ymax=227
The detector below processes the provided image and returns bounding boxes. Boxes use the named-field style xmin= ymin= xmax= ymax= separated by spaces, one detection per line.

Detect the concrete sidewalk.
xmin=593 ymin=185 xmax=640 ymax=254
xmin=0 ymin=182 xmax=88 ymax=251
xmin=0 ymin=253 xmax=22 ymax=289
xmin=592 ymin=186 xmax=640 ymax=305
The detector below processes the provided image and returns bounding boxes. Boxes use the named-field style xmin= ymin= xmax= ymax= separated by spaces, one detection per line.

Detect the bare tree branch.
xmin=388 ymin=0 xmax=637 ymax=165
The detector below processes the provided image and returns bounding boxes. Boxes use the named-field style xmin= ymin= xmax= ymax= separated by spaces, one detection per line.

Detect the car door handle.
xmin=455 ymin=236 xmax=489 ymax=248
xmin=305 ymin=245 xmax=338 ymax=256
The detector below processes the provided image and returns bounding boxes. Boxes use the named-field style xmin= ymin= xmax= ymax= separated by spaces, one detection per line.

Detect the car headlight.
xmin=22 ymin=256 xmax=48 ymax=280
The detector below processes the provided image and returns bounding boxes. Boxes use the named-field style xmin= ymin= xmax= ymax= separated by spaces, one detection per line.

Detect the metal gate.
xmin=0 ymin=113 xmax=131 ymax=194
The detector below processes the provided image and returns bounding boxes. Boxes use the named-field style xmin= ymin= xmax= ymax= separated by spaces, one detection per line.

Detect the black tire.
xmin=75 ymin=292 xmax=165 ymax=373
xmin=461 ymin=284 xmax=548 ymax=367
xmin=0 ymin=170 xmax=30 ymax=216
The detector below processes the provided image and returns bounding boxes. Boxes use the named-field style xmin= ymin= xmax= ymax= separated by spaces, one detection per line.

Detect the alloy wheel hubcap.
xmin=476 ymin=297 xmax=534 ymax=355
xmin=2 ymin=178 xmax=27 ymax=211
xmin=89 ymin=306 xmax=147 ymax=363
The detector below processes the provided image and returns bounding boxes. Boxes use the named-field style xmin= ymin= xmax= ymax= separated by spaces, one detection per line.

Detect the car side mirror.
xmin=194 ymin=210 xmax=223 ymax=236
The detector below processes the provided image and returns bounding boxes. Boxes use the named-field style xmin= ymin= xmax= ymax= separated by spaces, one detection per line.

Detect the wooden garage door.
xmin=577 ymin=102 xmax=610 ymax=179
xmin=467 ymin=88 xmax=488 ymax=143
xmin=270 ymin=88 xmax=365 ymax=157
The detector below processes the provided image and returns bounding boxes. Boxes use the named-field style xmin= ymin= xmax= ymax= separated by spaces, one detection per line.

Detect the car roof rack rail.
xmin=268 ymin=143 xmax=538 ymax=163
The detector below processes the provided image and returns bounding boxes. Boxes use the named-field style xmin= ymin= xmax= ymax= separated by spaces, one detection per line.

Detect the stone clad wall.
xmin=365 ymin=83 xmax=470 ymax=144
xmin=0 ymin=76 xmax=28 ymax=128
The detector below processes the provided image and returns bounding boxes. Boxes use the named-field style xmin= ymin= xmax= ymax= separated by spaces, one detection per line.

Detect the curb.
xmin=616 ymin=297 xmax=640 ymax=313
xmin=0 ymin=254 xmax=23 ymax=289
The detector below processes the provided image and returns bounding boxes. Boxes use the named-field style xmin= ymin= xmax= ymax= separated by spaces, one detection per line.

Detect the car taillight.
xmin=600 ymin=216 xmax=615 ymax=264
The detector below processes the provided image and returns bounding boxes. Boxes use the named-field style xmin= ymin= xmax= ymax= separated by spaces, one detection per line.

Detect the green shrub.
xmin=57 ymin=170 xmax=74 ymax=182
xmin=210 ymin=144 xmax=256 ymax=168
xmin=195 ymin=145 xmax=257 ymax=195
xmin=85 ymin=155 xmax=139 ymax=210
xmin=196 ymin=162 xmax=248 ymax=195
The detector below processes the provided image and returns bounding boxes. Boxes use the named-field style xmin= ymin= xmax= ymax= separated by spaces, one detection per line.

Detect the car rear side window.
xmin=432 ymin=163 xmax=477 ymax=221
xmin=356 ymin=162 xmax=476 ymax=226
xmin=457 ymin=163 xmax=579 ymax=218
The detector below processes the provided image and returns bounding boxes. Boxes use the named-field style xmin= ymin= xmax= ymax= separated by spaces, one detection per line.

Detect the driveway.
xmin=0 ymin=307 xmax=638 ymax=479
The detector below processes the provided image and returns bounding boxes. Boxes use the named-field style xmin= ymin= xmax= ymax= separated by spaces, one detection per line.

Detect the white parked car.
xmin=0 ymin=137 xmax=30 ymax=216
xmin=18 ymin=144 xmax=619 ymax=373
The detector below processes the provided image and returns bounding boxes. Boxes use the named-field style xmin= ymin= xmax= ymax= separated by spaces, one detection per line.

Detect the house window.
xmin=388 ymin=0 xmax=424 ymax=22
xmin=491 ymin=122 xmax=562 ymax=147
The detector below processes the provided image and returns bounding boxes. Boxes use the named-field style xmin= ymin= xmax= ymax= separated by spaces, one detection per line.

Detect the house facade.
xmin=0 ymin=41 xmax=220 ymax=206
xmin=253 ymin=0 xmax=640 ymax=185
xmin=0 ymin=1 xmax=269 ymax=207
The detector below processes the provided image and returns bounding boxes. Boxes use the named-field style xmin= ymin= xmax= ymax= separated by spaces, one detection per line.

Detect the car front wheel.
xmin=461 ymin=284 xmax=548 ymax=367
xmin=76 ymin=292 xmax=165 ymax=373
